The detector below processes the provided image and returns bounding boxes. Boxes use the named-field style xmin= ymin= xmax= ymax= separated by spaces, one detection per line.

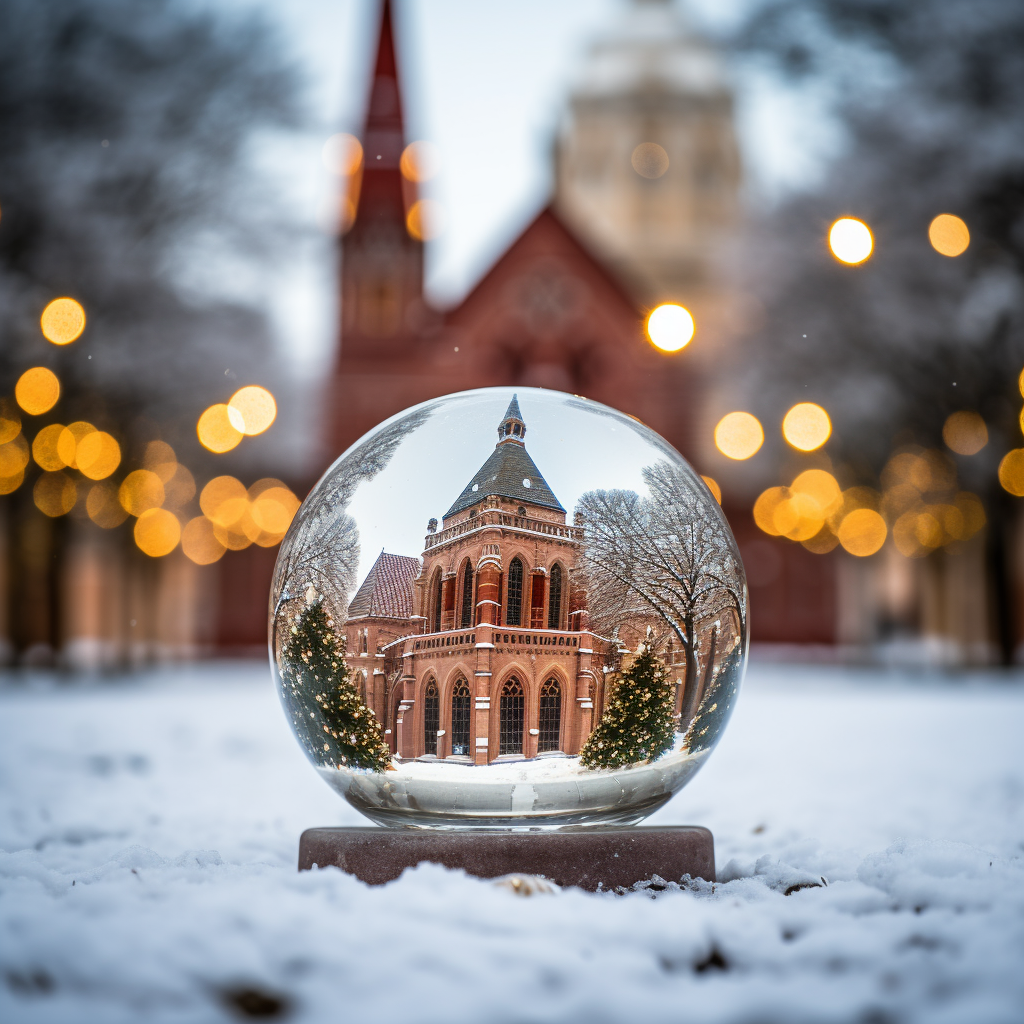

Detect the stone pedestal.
xmin=298 ymin=825 xmax=714 ymax=892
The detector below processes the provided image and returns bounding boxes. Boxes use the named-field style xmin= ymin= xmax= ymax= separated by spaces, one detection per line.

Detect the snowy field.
xmin=2 ymin=663 xmax=1023 ymax=1024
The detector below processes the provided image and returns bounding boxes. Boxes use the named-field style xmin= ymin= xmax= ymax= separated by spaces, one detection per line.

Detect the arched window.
xmin=460 ymin=561 xmax=474 ymax=628
xmin=506 ymin=557 xmax=524 ymax=627
xmin=499 ymin=678 xmax=524 ymax=756
xmin=432 ymin=572 xmax=442 ymax=633
xmin=548 ymin=563 xmax=562 ymax=630
xmin=538 ymin=679 xmax=561 ymax=752
xmin=450 ymin=679 xmax=471 ymax=756
xmin=423 ymin=680 xmax=439 ymax=756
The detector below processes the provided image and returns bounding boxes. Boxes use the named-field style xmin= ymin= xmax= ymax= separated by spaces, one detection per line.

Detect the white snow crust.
xmin=2 ymin=662 xmax=1023 ymax=1023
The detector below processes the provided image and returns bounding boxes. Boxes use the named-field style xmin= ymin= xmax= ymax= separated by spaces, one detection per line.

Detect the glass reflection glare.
xmin=270 ymin=388 xmax=748 ymax=829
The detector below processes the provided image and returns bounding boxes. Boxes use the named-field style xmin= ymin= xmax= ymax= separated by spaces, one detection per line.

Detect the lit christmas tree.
xmin=581 ymin=631 xmax=676 ymax=770
xmin=279 ymin=595 xmax=392 ymax=773
xmin=683 ymin=642 xmax=743 ymax=755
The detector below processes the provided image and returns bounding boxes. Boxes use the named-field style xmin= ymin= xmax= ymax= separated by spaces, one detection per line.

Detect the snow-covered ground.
xmin=2 ymin=662 xmax=1023 ymax=1024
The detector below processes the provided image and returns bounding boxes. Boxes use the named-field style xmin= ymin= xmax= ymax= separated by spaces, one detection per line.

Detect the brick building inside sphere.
xmin=344 ymin=397 xmax=619 ymax=764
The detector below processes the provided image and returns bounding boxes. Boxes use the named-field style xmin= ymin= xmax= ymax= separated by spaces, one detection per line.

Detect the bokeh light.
xmin=406 ymin=199 xmax=444 ymax=241
xmin=998 ymin=449 xmax=1024 ymax=496
xmin=144 ymin=440 xmax=178 ymax=481
xmin=774 ymin=491 xmax=825 ymax=541
xmin=162 ymin=464 xmax=196 ymax=509
xmin=782 ymin=403 xmax=831 ymax=451
xmin=40 ymin=297 xmax=86 ymax=345
xmin=753 ymin=486 xmax=788 ymax=536
xmin=86 ymin=482 xmax=129 ymax=528
xmin=33 ymin=423 xmax=68 ymax=471
xmin=646 ymin=304 xmax=695 ymax=353
xmin=0 ymin=469 xmax=24 ymax=495
xmin=322 ymin=133 xmax=363 ymax=176
xmin=56 ymin=421 xmax=97 ymax=468
xmin=119 ymin=469 xmax=165 ymax=516
xmin=181 ymin=516 xmax=226 ymax=565
xmin=228 ymin=386 xmax=276 ymax=436
xmin=803 ymin=527 xmax=839 ymax=554
xmin=792 ymin=469 xmax=842 ymax=515
xmin=928 ymin=214 xmax=970 ymax=257
xmin=134 ymin=508 xmax=181 ymax=557
xmin=828 ymin=217 xmax=873 ymax=264
xmin=197 ymin=404 xmax=243 ymax=453
xmin=201 ymin=475 xmax=248 ymax=528
xmin=248 ymin=478 xmax=300 ymax=543
xmin=34 ymin=472 xmax=77 ymax=517
xmin=1019 ymin=367 xmax=1024 ymax=399
xmin=837 ymin=508 xmax=887 ymax=556
xmin=0 ymin=398 xmax=22 ymax=444
xmin=76 ymin=431 xmax=120 ymax=480
xmin=715 ymin=412 xmax=764 ymax=460
xmin=15 ymin=367 xmax=60 ymax=416
xmin=631 ymin=142 xmax=669 ymax=179
xmin=0 ymin=434 xmax=30 ymax=478
xmin=942 ymin=411 xmax=987 ymax=455
xmin=701 ymin=475 xmax=722 ymax=504
xmin=400 ymin=141 xmax=440 ymax=182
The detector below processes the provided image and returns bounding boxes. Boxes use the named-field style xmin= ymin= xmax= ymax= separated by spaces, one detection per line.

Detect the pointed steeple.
xmin=497 ymin=394 xmax=526 ymax=444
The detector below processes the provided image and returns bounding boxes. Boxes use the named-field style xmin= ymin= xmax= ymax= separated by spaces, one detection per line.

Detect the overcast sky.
xmin=209 ymin=0 xmax=836 ymax=378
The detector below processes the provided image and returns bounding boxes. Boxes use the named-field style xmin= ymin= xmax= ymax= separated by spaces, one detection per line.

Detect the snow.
xmin=2 ymin=662 xmax=1023 ymax=1024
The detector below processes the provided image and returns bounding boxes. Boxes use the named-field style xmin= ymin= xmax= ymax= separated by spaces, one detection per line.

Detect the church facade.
xmin=343 ymin=398 xmax=616 ymax=764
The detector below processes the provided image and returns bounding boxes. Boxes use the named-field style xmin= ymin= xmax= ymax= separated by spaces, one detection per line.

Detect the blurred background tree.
xmin=731 ymin=0 xmax=1024 ymax=661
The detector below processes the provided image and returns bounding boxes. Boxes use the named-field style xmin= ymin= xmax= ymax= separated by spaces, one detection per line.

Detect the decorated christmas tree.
xmin=683 ymin=641 xmax=743 ymax=755
xmin=581 ymin=631 xmax=676 ymax=770
xmin=279 ymin=594 xmax=392 ymax=773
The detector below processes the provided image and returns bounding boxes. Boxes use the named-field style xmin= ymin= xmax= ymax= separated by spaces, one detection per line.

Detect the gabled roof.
xmin=348 ymin=551 xmax=419 ymax=620
xmin=445 ymin=442 xmax=564 ymax=518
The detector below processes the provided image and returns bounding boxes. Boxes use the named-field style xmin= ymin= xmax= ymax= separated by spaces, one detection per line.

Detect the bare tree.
xmin=577 ymin=460 xmax=747 ymax=724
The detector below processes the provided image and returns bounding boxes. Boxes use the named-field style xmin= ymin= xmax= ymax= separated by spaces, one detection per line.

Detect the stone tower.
xmin=554 ymin=0 xmax=741 ymax=345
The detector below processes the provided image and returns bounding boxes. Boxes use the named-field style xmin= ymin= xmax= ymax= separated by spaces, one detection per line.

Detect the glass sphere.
xmin=270 ymin=388 xmax=747 ymax=829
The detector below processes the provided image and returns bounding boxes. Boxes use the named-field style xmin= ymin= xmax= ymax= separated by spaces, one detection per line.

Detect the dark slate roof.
xmin=445 ymin=442 xmax=564 ymax=518
xmin=348 ymin=551 xmax=419 ymax=619
xmin=503 ymin=394 xmax=523 ymax=423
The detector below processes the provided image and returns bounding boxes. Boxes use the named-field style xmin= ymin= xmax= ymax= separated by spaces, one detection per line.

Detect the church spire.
xmin=497 ymin=394 xmax=526 ymax=445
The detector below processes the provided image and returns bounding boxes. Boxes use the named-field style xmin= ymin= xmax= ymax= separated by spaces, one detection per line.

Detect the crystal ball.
xmin=270 ymin=388 xmax=747 ymax=829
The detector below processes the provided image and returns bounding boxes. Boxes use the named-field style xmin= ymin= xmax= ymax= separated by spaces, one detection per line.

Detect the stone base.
xmin=298 ymin=826 xmax=715 ymax=891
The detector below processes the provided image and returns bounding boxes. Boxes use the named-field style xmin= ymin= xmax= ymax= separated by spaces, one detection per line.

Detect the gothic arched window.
xmin=506 ymin=558 xmax=524 ymax=627
xmin=432 ymin=571 xmax=442 ymax=633
xmin=499 ymin=678 xmax=524 ymax=756
xmin=538 ymin=679 xmax=561 ymax=753
xmin=460 ymin=561 xmax=474 ymax=628
xmin=423 ymin=680 xmax=439 ymax=756
xmin=548 ymin=563 xmax=563 ymax=630
xmin=450 ymin=679 xmax=471 ymax=756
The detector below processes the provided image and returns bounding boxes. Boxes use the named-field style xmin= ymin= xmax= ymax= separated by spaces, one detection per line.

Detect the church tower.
xmin=333 ymin=0 xmax=427 ymax=453
xmin=554 ymin=0 xmax=741 ymax=345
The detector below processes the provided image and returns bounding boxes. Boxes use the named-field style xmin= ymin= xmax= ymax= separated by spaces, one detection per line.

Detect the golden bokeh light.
xmin=144 ymin=440 xmax=178 ymax=482
xmin=1019 ymin=367 xmax=1024 ymax=399
xmin=406 ymin=198 xmax=444 ymax=241
xmin=782 ymin=403 xmax=831 ymax=451
xmin=881 ymin=448 xmax=954 ymax=495
xmin=715 ymin=411 xmax=764 ymax=460
xmin=631 ymin=142 xmax=669 ymax=179
xmin=792 ymin=469 xmax=842 ymax=515
xmin=998 ymin=449 xmax=1024 ymax=496
xmin=828 ymin=217 xmax=873 ymax=264
xmin=181 ymin=516 xmax=227 ymax=565
xmin=753 ymin=486 xmax=788 ymax=536
xmin=86 ymin=482 xmax=129 ymax=528
xmin=322 ymin=133 xmax=363 ymax=176
xmin=928 ymin=214 xmax=970 ymax=257
xmin=40 ymin=297 xmax=86 ymax=345
xmin=400 ymin=141 xmax=440 ymax=182
xmin=119 ymin=469 xmax=165 ymax=517
xmin=134 ymin=508 xmax=181 ymax=558
xmin=162 ymin=464 xmax=196 ymax=509
xmin=212 ymin=520 xmax=253 ymax=551
xmin=837 ymin=508 xmax=887 ymax=556
xmin=803 ymin=526 xmax=840 ymax=554
xmin=955 ymin=492 xmax=986 ymax=537
xmin=942 ymin=411 xmax=987 ymax=455
xmin=76 ymin=431 xmax=121 ymax=480
xmin=33 ymin=423 xmax=68 ymax=471
xmin=646 ymin=304 xmax=695 ymax=353
xmin=15 ymin=367 xmax=60 ymax=416
xmin=228 ymin=386 xmax=277 ymax=436
xmin=774 ymin=491 xmax=825 ymax=541
xmin=249 ymin=479 xmax=300 ymax=542
xmin=34 ymin=472 xmax=77 ymax=517
xmin=0 ymin=469 xmax=24 ymax=495
xmin=701 ymin=475 xmax=722 ymax=504
xmin=56 ymin=421 xmax=97 ymax=468
xmin=0 ymin=397 xmax=22 ymax=445
xmin=197 ymin=404 xmax=243 ymax=453
xmin=200 ymin=475 xmax=248 ymax=528
xmin=0 ymin=433 xmax=30 ymax=478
